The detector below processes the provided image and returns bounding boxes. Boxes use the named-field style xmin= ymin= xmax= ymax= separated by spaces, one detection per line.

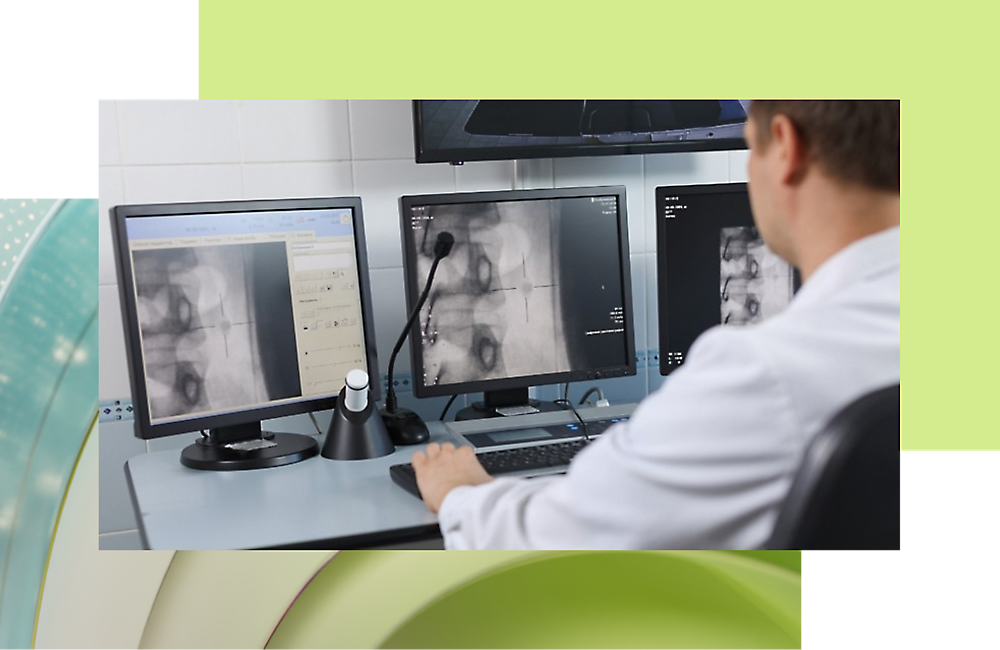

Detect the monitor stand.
xmin=180 ymin=421 xmax=319 ymax=471
xmin=455 ymin=387 xmax=563 ymax=421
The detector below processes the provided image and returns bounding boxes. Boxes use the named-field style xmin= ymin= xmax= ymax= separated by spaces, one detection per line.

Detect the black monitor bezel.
xmin=412 ymin=101 xmax=748 ymax=164
xmin=398 ymin=185 xmax=637 ymax=399
xmin=111 ymin=196 xmax=381 ymax=440
xmin=656 ymin=182 xmax=801 ymax=376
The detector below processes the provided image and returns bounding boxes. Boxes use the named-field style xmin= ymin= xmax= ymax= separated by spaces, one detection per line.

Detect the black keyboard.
xmin=390 ymin=438 xmax=591 ymax=500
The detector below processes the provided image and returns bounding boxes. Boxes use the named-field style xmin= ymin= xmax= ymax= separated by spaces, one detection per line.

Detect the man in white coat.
xmin=411 ymin=100 xmax=900 ymax=549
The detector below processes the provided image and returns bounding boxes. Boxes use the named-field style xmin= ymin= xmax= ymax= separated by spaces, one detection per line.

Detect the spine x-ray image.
xmin=132 ymin=242 xmax=301 ymax=421
xmin=720 ymin=227 xmax=794 ymax=326
xmin=409 ymin=197 xmax=627 ymax=388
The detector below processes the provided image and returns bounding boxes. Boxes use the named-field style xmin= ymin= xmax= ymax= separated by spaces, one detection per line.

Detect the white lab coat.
xmin=438 ymin=227 xmax=900 ymax=549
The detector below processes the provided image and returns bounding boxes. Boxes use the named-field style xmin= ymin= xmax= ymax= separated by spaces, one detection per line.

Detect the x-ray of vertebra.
xmin=411 ymin=200 xmax=572 ymax=387
xmin=720 ymin=227 xmax=794 ymax=326
xmin=132 ymin=242 xmax=301 ymax=421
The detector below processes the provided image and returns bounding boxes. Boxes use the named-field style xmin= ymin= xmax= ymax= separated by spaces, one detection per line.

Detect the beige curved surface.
xmin=140 ymin=550 xmax=336 ymax=648
xmin=35 ymin=421 xmax=175 ymax=649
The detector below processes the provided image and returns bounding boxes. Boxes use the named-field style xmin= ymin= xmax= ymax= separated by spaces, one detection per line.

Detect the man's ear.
xmin=770 ymin=114 xmax=809 ymax=186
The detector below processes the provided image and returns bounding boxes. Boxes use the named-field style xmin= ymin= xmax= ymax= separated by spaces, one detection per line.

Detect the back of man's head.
xmin=749 ymin=101 xmax=899 ymax=194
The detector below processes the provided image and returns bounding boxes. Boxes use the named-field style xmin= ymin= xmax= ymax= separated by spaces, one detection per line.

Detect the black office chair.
xmin=767 ymin=383 xmax=900 ymax=550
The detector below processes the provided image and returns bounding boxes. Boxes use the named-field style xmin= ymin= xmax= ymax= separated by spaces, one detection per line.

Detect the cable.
xmin=439 ymin=394 xmax=458 ymax=422
xmin=563 ymin=382 xmax=570 ymax=402
xmin=307 ymin=412 xmax=323 ymax=435
xmin=553 ymin=398 xmax=588 ymax=438
xmin=579 ymin=387 xmax=606 ymax=406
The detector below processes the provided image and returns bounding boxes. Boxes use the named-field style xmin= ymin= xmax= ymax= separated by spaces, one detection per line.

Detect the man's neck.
xmin=793 ymin=179 xmax=900 ymax=283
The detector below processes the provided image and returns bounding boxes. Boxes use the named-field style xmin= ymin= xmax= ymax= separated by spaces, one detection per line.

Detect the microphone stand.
xmin=380 ymin=232 xmax=453 ymax=444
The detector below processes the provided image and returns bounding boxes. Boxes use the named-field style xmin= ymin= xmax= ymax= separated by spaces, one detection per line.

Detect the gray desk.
xmin=125 ymin=405 xmax=635 ymax=549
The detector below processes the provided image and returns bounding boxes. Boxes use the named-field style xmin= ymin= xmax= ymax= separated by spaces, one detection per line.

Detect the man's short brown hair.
xmin=749 ymin=100 xmax=899 ymax=193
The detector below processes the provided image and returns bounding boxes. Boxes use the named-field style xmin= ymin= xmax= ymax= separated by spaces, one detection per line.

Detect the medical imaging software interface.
xmin=657 ymin=185 xmax=797 ymax=373
xmin=125 ymin=209 xmax=368 ymax=424
xmin=405 ymin=195 xmax=629 ymax=390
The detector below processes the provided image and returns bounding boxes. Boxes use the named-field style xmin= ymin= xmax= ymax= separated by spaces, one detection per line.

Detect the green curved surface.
xmin=267 ymin=551 xmax=799 ymax=649
xmin=0 ymin=199 xmax=98 ymax=648
xmin=379 ymin=552 xmax=800 ymax=649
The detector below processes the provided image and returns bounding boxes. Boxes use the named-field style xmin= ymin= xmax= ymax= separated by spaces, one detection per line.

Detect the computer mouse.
xmin=384 ymin=408 xmax=430 ymax=446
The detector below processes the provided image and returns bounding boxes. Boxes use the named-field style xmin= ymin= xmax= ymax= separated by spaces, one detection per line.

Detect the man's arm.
xmin=413 ymin=327 xmax=802 ymax=550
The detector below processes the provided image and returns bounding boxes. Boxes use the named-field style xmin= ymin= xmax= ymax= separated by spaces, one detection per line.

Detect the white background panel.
xmin=0 ymin=2 xmax=968 ymax=647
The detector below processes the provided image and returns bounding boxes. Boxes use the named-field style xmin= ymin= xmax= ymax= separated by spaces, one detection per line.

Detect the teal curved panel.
xmin=0 ymin=199 xmax=98 ymax=648
xmin=0 ymin=199 xmax=57 ymax=288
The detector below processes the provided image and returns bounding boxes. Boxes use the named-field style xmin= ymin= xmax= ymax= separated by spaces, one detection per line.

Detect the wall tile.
xmin=98 ymin=420 xmax=146 ymax=533
xmin=99 ymin=530 xmax=144 ymax=550
xmin=577 ymin=374 xmax=647 ymax=408
xmin=729 ymin=149 xmax=750 ymax=183
xmin=349 ymin=100 xmax=415 ymax=160
xmin=122 ymin=164 xmax=243 ymax=204
xmin=99 ymin=285 xmax=131 ymax=401
xmin=368 ymin=268 xmax=410 ymax=377
xmin=643 ymin=151 xmax=730 ymax=261
xmin=242 ymin=162 xmax=353 ymax=200
xmin=629 ymin=253 xmax=648 ymax=359
xmin=239 ymin=100 xmax=351 ymax=162
xmin=516 ymin=159 xmax=554 ymax=189
xmin=99 ymin=101 xmax=120 ymax=166
xmin=645 ymin=255 xmax=666 ymax=394
xmin=117 ymin=100 xmax=241 ymax=165
xmin=645 ymin=254 xmax=660 ymax=367
xmin=353 ymin=160 xmax=456 ymax=269
xmin=554 ymin=155 xmax=648 ymax=253
xmin=99 ymin=167 xmax=124 ymax=286
xmin=648 ymin=366 xmax=667 ymax=395
xmin=455 ymin=160 xmax=514 ymax=192
xmin=147 ymin=431 xmax=201 ymax=453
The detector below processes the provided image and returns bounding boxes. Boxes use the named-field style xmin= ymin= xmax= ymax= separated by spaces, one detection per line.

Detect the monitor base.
xmin=180 ymin=432 xmax=318 ymax=471
xmin=455 ymin=399 xmax=564 ymax=421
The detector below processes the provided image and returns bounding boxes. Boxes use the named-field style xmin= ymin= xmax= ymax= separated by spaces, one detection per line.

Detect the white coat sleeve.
xmin=436 ymin=326 xmax=804 ymax=550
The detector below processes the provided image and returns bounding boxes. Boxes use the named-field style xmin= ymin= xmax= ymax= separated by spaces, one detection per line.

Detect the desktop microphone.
xmin=322 ymin=369 xmax=395 ymax=460
xmin=380 ymin=231 xmax=455 ymax=445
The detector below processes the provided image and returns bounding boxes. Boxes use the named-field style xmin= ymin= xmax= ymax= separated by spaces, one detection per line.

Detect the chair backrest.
xmin=767 ymin=383 xmax=900 ymax=550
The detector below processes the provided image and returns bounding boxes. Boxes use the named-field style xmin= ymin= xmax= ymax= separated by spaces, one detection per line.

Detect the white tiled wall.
xmin=238 ymin=100 xmax=352 ymax=162
xmin=117 ymin=100 xmax=242 ymax=165
xmin=97 ymin=100 xmax=750 ymax=548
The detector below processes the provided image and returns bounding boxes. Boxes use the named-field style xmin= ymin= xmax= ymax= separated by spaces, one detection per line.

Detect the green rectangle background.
xmin=200 ymin=1 xmax=989 ymax=449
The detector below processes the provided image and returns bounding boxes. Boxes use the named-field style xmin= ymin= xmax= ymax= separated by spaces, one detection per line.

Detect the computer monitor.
xmin=399 ymin=186 xmax=636 ymax=419
xmin=111 ymin=197 xmax=380 ymax=470
xmin=413 ymin=100 xmax=750 ymax=164
xmin=655 ymin=183 xmax=800 ymax=375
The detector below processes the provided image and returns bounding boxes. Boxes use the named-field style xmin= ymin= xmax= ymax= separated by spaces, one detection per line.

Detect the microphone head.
xmin=434 ymin=231 xmax=455 ymax=259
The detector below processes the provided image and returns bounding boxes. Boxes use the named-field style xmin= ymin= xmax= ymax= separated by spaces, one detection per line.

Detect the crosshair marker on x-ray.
xmin=184 ymin=292 xmax=252 ymax=359
xmin=489 ymin=253 xmax=556 ymax=323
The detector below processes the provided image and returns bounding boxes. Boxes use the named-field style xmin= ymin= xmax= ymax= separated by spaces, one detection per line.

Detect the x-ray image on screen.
xmin=656 ymin=183 xmax=802 ymax=375
xmin=132 ymin=242 xmax=301 ymax=421
xmin=408 ymin=195 xmax=627 ymax=389
xmin=413 ymin=201 xmax=569 ymax=386
xmin=719 ymin=226 xmax=795 ymax=326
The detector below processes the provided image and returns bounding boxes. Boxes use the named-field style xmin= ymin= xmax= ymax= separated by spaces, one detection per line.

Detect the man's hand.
xmin=411 ymin=442 xmax=493 ymax=513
